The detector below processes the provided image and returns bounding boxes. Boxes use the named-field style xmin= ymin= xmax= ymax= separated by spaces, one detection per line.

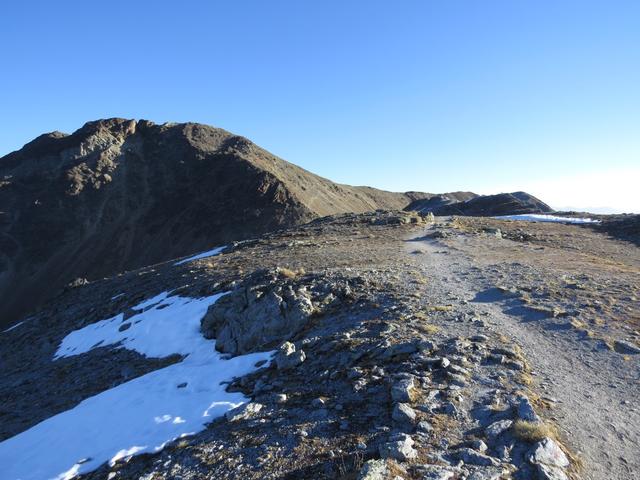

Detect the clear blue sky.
xmin=1 ymin=1 xmax=638 ymax=212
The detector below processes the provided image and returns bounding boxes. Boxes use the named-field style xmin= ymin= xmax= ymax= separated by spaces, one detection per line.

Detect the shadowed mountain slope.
xmin=407 ymin=191 xmax=552 ymax=216
xmin=0 ymin=118 xmax=435 ymax=326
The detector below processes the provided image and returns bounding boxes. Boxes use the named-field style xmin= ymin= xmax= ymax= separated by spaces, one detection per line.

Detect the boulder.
xmin=527 ymin=438 xmax=569 ymax=468
xmin=201 ymin=271 xmax=315 ymax=354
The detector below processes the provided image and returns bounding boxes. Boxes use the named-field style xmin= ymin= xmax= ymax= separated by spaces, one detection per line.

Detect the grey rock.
xmin=379 ymin=433 xmax=418 ymax=461
xmin=274 ymin=393 xmax=287 ymax=404
xmin=467 ymin=467 xmax=503 ymax=480
xmin=454 ymin=447 xmax=501 ymax=466
xmin=448 ymin=372 xmax=467 ymax=387
xmin=357 ymin=459 xmax=388 ymax=480
xmin=468 ymin=439 xmax=488 ymax=453
xmin=527 ymin=438 xmax=569 ymax=468
xmin=417 ymin=420 xmax=434 ymax=433
xmin=440 ymin=357 xmax=451 ymax=368
xmin=275 ymin=342 xmax=306 ymax=370
xmin=393 ymin=403 xmax=418 ymax=425
xmin=470 ymin=334 xmax=489 ymax=343
xmin=614 ymin=340 xmax=640 ymax=354
xmin=201 ymin=275 xmax=315 ymax=354
xmin=485 ymin=419 xmax=513 ymax=439
xmin=414 ymin=465 xmax=457 ymax=479
xmin=391 ymin=377 xmax=416 ymax=402
xmin=311 ymin=397 xmax=326 ymax=408
xmin=536 ymin=464 xmax=569 ymax=480
xmin=517 ymin=396 xmax=541 ymax=423
xmin=225 ymin=402 xmax=263 ymax=422
xmin=382 ymin=341 xmax=419 ymax=359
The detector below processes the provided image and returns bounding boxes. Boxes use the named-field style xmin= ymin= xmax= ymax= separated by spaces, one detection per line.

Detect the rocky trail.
xmin=408 ymin=219 xmax=640 ymax=480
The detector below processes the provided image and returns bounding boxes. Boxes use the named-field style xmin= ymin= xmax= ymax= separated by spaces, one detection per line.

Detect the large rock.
xmin=379 ymin=433 xmax=418 ymax=461
xmin=201 ymin=271 xmax=315 ymax=354
xmin=527 ymin=438 xmax=569 ymax=468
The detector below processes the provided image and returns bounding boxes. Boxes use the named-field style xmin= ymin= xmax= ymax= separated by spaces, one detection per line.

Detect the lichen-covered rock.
xmin=201 ymin=271 xmax=315 ymax=354
xmin=357 ymin=459 xmax=388 ymax=480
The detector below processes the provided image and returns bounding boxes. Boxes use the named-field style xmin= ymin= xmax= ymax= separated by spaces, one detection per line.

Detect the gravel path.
xmin=408 ymin=225 xmax=640 ymax=480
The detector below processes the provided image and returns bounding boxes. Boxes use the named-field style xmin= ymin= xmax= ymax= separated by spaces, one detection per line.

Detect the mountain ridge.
xmin=0 ymin=118 xmax=447 ymax=326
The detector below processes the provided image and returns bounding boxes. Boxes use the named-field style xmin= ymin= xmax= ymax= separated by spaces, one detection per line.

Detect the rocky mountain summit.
xmin=0 ymin=119 xmax=442 ymax=327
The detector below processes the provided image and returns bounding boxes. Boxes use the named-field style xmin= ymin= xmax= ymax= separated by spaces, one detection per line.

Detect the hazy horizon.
xmin=1 ymin=1 xmax=638 ymax=213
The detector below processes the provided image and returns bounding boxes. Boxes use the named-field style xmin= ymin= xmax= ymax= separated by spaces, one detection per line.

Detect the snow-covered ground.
xmin=174 ymin=246 xmax=226 ymax=266
xmin=0 ymin=292 xmax=272 ymax=480
xmin=494 ymin=214 xmax=600 ymax=224
xmin=1 ymin=321 xmax=25 ymax=334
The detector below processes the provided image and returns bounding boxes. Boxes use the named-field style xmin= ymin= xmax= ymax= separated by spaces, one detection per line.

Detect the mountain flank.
xmin=406 ymin=191 xmax=552 ymax=216
xmin=0 ymin=118 xmax=443 ymax=326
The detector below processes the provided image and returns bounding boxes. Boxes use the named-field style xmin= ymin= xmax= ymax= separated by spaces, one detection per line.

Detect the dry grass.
xmin=516 ymin=371 xmax=534 ymax=386
xmin=426 ymin=305 xmax=454 ymax=312
xmin=512 ymin=420 xmax=557 ymax=443
xmin=277 ymin=266 xmax=305 ymax=279
xmin=417 ymin=323 xmax=440 ymax=335
xmin=570 ymin=319 xmax=587 ymax=329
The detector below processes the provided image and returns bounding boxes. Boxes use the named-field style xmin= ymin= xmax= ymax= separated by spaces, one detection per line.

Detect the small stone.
xmin=454 ymin=447 xmax=501 ymax=466
xmin=470 ymin=334 xmax=489 ymax=343
xmin=440 ymin=357 xmax=451 ymax=368
xmin=393 ymin=403 xmax=417 ymax=425
xmin=466 ymin=468 xmax=503 ymax=480
xmin=485 ymin=419 xmax=513 ymax=439
xmin=614 ymin=340 xmax=640 ymax=354
xmin=311 ymin=397 xmax=325 ymax=408
xmin=357 ymin=459 xmax=388 ymax=480
xmin=517 ymin=396 xmax=541 ymax=422
xmin=469 ymin=439 xmax=488 ymax=453
xmin=275 ymin=342 xmax=306 ymax=370
xmin=417 ymin=421 xmax=434 ymax=433
xmin=274 ymin=393 xmax=287 ymax=404
xmin=414 ymin=465 xmax=456 ymax=480
xmin=391 ymin=378 xmax=416 ymax=402
xmin=448 ymin=373 xmax=467 ymax=387
xmin=379 ymin=434 xmax=418 ymax=461
xmin=225 ymin=402 xmax=263 ymax=422
xmin=441 ymin=401 xmax=459 ymax=416
xmin=527 ymin=438 xmax=569 ymax=468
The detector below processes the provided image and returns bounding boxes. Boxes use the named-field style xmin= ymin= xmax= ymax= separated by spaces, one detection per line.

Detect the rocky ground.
xmin=1 ymin=211 xmax=638 ymax=479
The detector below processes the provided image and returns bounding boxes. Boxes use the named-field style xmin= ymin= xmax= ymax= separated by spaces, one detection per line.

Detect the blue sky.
xmin=1 ymin=1 xmax=638 ymax=212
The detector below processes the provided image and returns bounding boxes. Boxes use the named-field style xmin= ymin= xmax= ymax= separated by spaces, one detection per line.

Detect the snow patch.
xmin=2 ymin=321 xmax=25 ymax=333
xmin=494 ymin=214 xmax=600 ymax=224
xmin=174 ymin=246 xmax=226 ymax=266
xmin=0 ymin=292 xmax=272 ymax=480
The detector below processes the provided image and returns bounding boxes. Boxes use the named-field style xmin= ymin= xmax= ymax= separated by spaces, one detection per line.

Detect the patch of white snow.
xmin=2 ymin=321 xmax=25 ymax=333
xmin=174 ymin=246 xmax=226 ymax=266
xmin=493 ymin=214 xmax=600 ymax=224
xmin=0 ymin=292 xmax=272 ymax=480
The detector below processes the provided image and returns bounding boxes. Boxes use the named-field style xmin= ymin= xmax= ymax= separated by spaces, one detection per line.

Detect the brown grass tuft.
xmin=512 ymin=420 xmax=557 ymax=443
